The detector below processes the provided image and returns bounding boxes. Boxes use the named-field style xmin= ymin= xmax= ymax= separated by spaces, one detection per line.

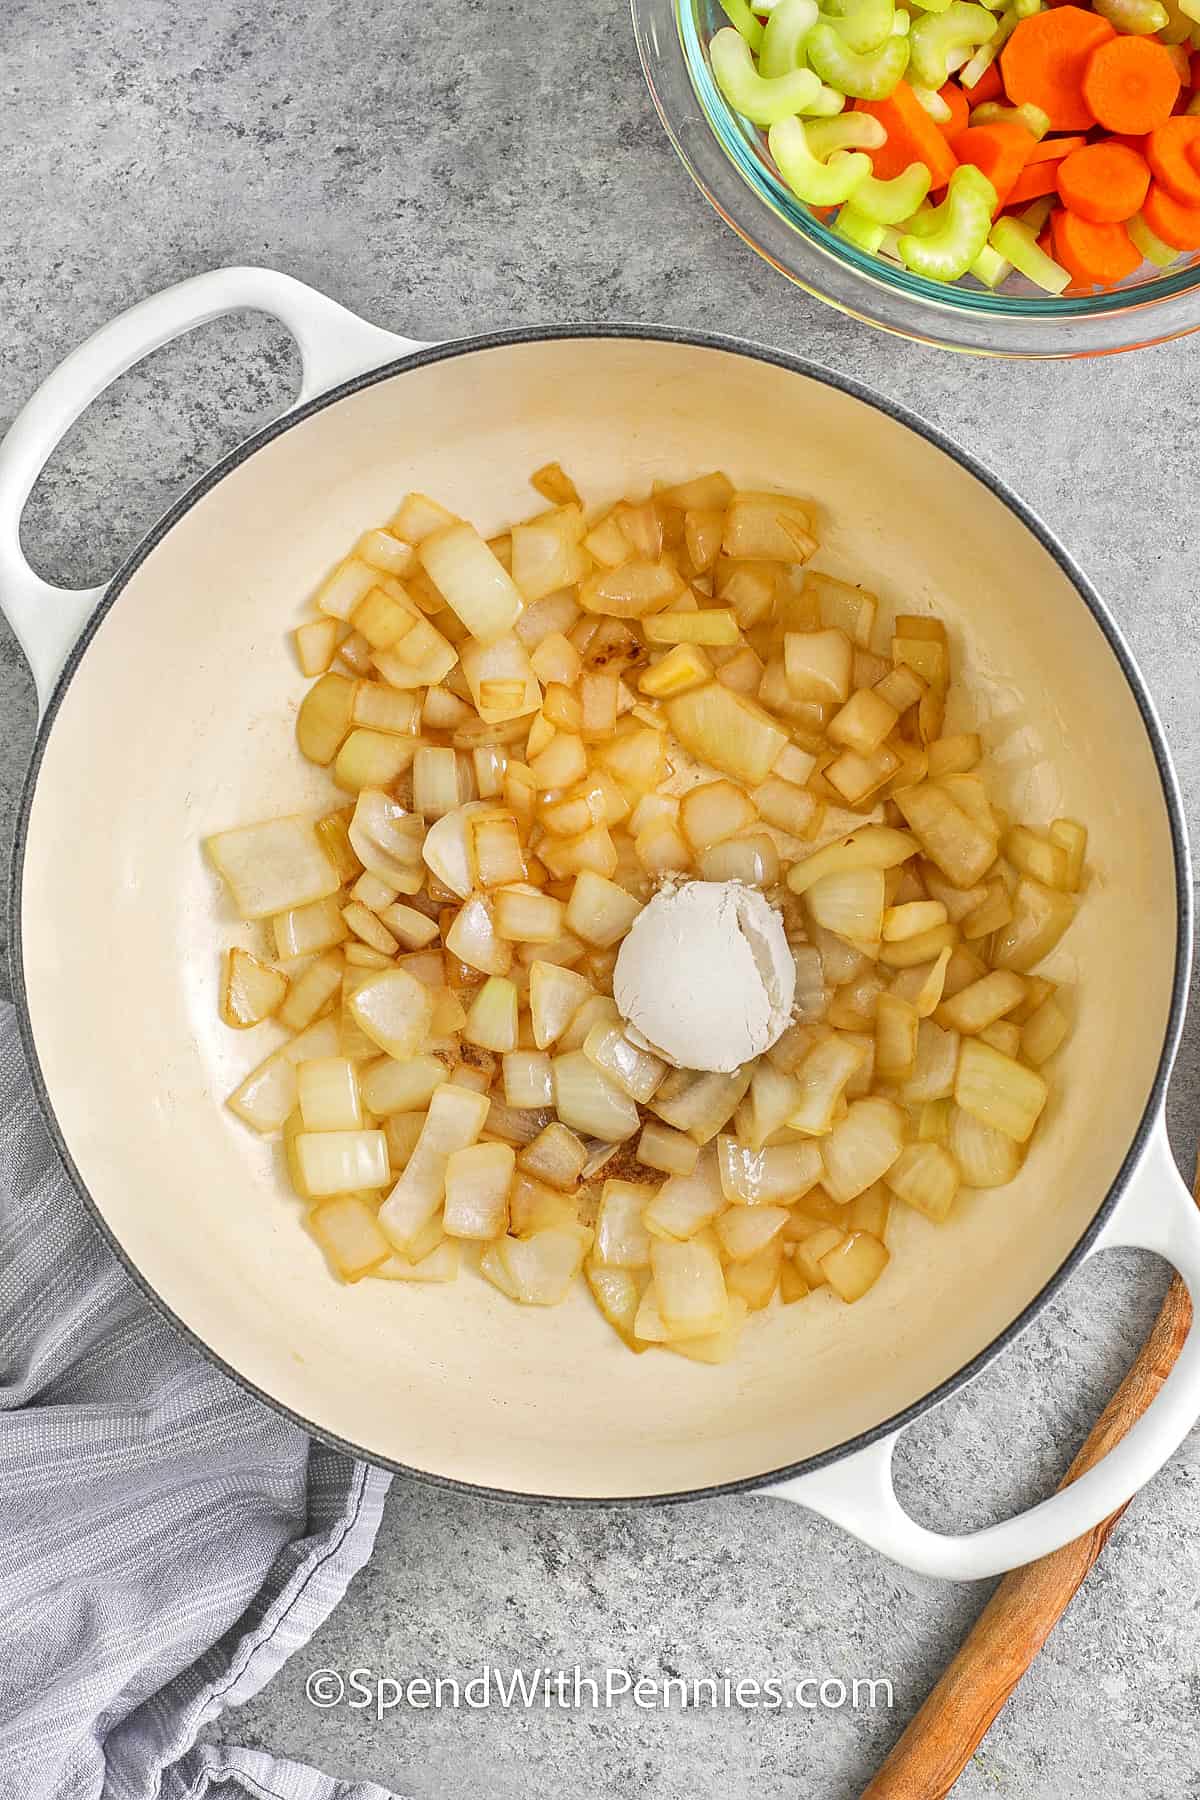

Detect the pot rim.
xmin=8 ymin=322 xmax=1192 ymax=1505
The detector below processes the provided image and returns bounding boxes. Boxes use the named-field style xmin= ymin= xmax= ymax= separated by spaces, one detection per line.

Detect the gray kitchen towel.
xmin=0 ymin=1001 xmax=398 ymax=1800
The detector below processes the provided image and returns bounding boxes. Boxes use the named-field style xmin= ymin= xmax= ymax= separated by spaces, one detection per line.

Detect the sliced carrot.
xmin=1002 ymin=8 xmax=1115 ymax=132
xmin=938 ymin=81 xmax=971 ymax=140
xmin=1056 ymin=141 xmax=1151 ymax=221
xmin=1145 ymin=116 xmax=1200 ymax=206
xmin=1027 ymin=134 xmax=1089 ymax=164
xmin=1082 ymin=37 xmax=1181 ymax=135
xmin=964 ymin=63 xmax=1004 ymax=106
xmin=854 ymin=83 xmax=959 ymax=188
xmin=1007 ymin=161 xmax=1066 ymax=205
xmin=950 ymin=122 xmax=1039 ymax=210
xmin=1142 ymin=179 xmax=1200 ymax=247
xmin=1052 ymin=208 xmax=1142 ymax=282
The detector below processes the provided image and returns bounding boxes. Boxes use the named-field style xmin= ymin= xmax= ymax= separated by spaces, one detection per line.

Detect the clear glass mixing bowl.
xmin=631 ymin=0 xmax=1200 ymax=355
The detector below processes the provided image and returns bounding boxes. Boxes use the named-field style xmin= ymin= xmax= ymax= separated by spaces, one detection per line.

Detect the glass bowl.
xmin=631 ymin=0 xmax=1200 ymax=355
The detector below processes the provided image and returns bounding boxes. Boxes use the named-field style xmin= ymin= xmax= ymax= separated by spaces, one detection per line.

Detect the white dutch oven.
xmin=3 ymin=269 xmax=1198 ymax=1580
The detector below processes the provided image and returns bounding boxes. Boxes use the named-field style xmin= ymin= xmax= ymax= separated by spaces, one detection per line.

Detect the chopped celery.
xmin=710 ymin=28 xmax=824 ymax=122
xmin=1019 ymin=194 xmax=1054 ymax=232
xmin=911 ymin=82 xmax=953 ymax=118
xmin=719 ymin=0 xmax=766 ymax=51
xmin=1011 ymin=0 xmax=1043 ymax=15
xmin=989 ymin=216 xmax=1071 ymax=293
xmin=823 ymin=0 xmax=897 ymax=54
xmin=909 ymin=3 xmax=997 ymax=87
xmin=970 ymin=242 xmax=1012 ymax=287
xmin=958 ymin=8 xmax=1016 ymax=86
xmin=899 ymin=200 xmax=942 ymax=236
xmin=760 ymin=0 xmax=820 ymax=75
xmin=804 ymin=112 xmax=888 ymax=155
xmin=835 ymin=205 xmax=889 ymax=251
xmin=970 ymin=99 xmax=1050 ymax=136
xmin=769 ymin=116 xmax=873 ymax=204
xmin=1127 ymin=212 xmax=1183 ymax=267
xmin=805 ymin=22 xmax=911 ymax=96
xmin=806 ymin=83 xmax=850 ymax=113
xmin=892 ymin=7 xmax=912 ymax=29
xmin=849 ymin=161 xmax=933 ymax=223
xmin=909 ymin=0 xmax=955 ymax=11
xmin=897 ymin=165 xmax=997 ymax=280
xmin=1094 ymin=0 xmax=1169 ymax=28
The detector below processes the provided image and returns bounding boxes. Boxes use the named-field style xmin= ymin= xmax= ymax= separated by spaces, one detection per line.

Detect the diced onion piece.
xmin=272 ymin=896 xmax=349 ymax=961
xmin=503 ymin=1050 xmax=554 ymax=1108
xmin=642 ymin=1150 xmax=723 ymax=1241
xmin=297 ymin=1056 xmax=363 ymax=1131
xmin=650 ymin=1066 xmax=753 ymax=1143
xmin=371 ymin=619 xmax=458 ymax=689
xmin=377 ymin=903 xmax=438 ymax=950
xmin=294 ymin=1129 xmax=389 ymax=1196
xmin=552 ymin=1050 xmax=641 ymax=1141
xmin=821 ymin=1097 xmax=905 ymax=1203
xmin=379 ymin=1082 xmax=491 ymax=1251
xmin=885 ymin=1142 xmax=958 ymax=1222
xmin=307 ymin=1193 xmax=391 ymax=1281
xmin=896 ymin=1018 xmax=960 ymax=1104
xmin=784 ymin=628 xmax=852 ymax=705
xmin=639 ymin=643 xmax=713 ymax=698
xmin=845 ymin=1182 xmax=891 ymax=1238
xmin=882 ymin=900 xmax=947 ymax=942
xmin=389 ymin=492 xmax=456 ymax=543
xmin=508 ymin=1171 xmax=579 ymax=1234
xmin=990 ymin=878 xmax=1077 ymax=973
xmin=638 ymin=1118 xmax=700 ymax=1177
xmin=716 ymin=1205 xmax=789 ymax=1262
xmin=670 ymin=1294 xmax=751 ymax=1360
xmin=651 ymin=1231 xmax=729 ymax=1340
xmin=787 ymin=827 xmax=917 ymax=897
xmin=579 ymin=558 xmax=682 ymax=618
xmin=780 ymin=1259 xmax=811 ymax=1304
xmin=412 ymin=746 xmax=464 ymax=820
xmin=221 ymin=948 xmax=287 ymax=1028
xmin=511 ymin=510 xmax=589 ymax=604
xmin=340 ymin=902 xmax=398 ymax=955
xmin=787 ymin=1035 xmax=866 ymax=1136
xmin=443 ymin=1141 xmax=515 ymax=1239
xmin=1004 ymin=825 xmax=1071 ymax=892
xmin=206 ymin=816 xmax=340 ymax=921
xmin=751 ymin=777 xmax=820 ymax=838
xmin=697 ymin=834 xmax=780 ymax=888
xmin=565 ymin=870 xmax=643 ymax=947
xmin=297 ymin=672 xmax=358 ymax=765
xmin=679 ymin=780 xmax=758 ymax=850
xmin=582 ymin=1020 xmax=666 ymax=1103
xmin=485 ymin=1099 xmax=553 ymax=1145
xmin=979 ymin=1021 xmax=1021 ymax=1058
xmin=829 ymin=688 xmax=899 ymax=759
xmin=820 ymin=1230 xmax=889 ymax=1303
xmin=226 ymin=1016 xmax=340 ymax=1133
xmin=936 ymin=970 xmax=1026 ymax=1035
xmin=1049 ymin=818 xmax=1087 ymax=892
xmin=529 ymin=732 xmax=588 ymax=790
xmin=349 ymin=789 xmax=425 ymax=892
xmin=315 ymin=559 xmax=378 ymax=622
xmin=666 ymin=683 xmax=787 ymax=788
xmin=351 ymin=583 xmax=419 ymax=650
xmin=446 ymin=895 xmax=512 ymax=977
xmin=877 ymin=922 xmax=958 ymax=969
xmin=746 ymin=1060 xmax=802 ymax=1150
xmin=494 ymin=885 xmax=565 ymax=944
xmin=347 ymin=967 xmax=435 ymax=1059
xmin=949 ymin=1103 xmax=1024 ymax=1187
xmin=479 ymin=1239 xmax=520 ymax=1300
xmin=895 ymin=783 xmax=997 ymax=889
xmin=423 ymin=801 xmax=496 ymax=899
xmin=464 ymin=976 xmax=519 ymax=1052
xmin=294 ymin=617 xmax=338 ymax=677
xmin=723 ymin=492 xmax=816 ymax=563
xmin=361 ymin=1053 xmax=446 ymax=1116
xmin=418 ymin=522 xmax=524 ymax=642
xmin=594 ymin=1180 xmax=656 ymax=1268
xmin=460 ymin=633 xmax=541 ymax=724
xmin=529 ymin=961 xmax=593 ymax=1048
xmin=926 ymin=733 xmax=981 ymax=779
xmin=598 ymin=727 xmax=669 ymax=795
xmin=352 ymin=871 xmax=398 ymax=914
xmin=643 ymin=608 xmax=739 ymax=647
xmin=586 ymin=1262 xmax=649 ymax=1351
xmin=278 ymin=952 xmax=343 ymax=1034
xmin=500 ymin=1227 xmax=591 ymax=1306
xmin=373 ymin=1239 xmax=461 ymax=1283
xmin=1022 ymin=996 xmax=1069 ymax=1067
xmin=875 ymin=992 xmax=919 ymax=1079
xmin=962 ymin=879 xmax=1013 ymax=941
xmin=717 ymin=1137 xmax=823 ymax=1205
xmin=807 ymin=867 xmax=885 ymax=946
xmin=470 ymin=812 xmax=526 ymax=888
xmin=888 ymin=946 xmax=952 ymax=1020
xmin=518 ymin=1121 xmax=589 ymax=1190
xmin=955 ymin=1039 xmax=1047 ymax=1143
xmin=794 ymin=1226 xmax=847 ymax=1288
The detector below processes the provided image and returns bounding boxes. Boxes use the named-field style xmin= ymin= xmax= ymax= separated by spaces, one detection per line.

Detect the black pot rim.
xmin=8 ymin=321 xmax=1193 ymax=1508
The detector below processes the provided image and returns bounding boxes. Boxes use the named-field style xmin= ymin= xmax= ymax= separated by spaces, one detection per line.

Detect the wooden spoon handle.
xmin=862 ymin=1223 xmax=1195 ymax=1799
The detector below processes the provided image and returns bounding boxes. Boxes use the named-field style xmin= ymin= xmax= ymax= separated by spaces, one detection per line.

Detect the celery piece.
xmin=897 ymin=165 xmax=997 ymax=279
xmin=970 ymin=242 xmax=1012 ymax=287
xmin=850 ymin=161 xmax=934 ymax=223
xmin=910 ymin=81 xmax=953 ymax=118
xmin=1127 ymin=211 xmax=1183 ymax=268
xmin=910 ymin=2 xmax=997 ymax=86
xmin=970 ymin=99 xmax=1050 ymax=136
xmin=824 ymin=0 xmax=897 ymax=53
xmin=804 ymin=112 xmax=888 ymax=155
xmin=719 ymin=0 xmax=766 ymax=52
xmin=806 ymin=83 xmax=850 ymax=113
xmin=1019 ymin=195 xmax=1054 ymax=232
xmin=805 ymin=22 xmax=911 ymax=96
xmin=769 ymin=116 xmax=874 ymax=204
xmin=909 ymin=0 xmax=955 ymax=10
xmin=834 ymin=206 xmax=889 ymax=252
xmin=1093 ymin=0 xmax=1169 ymax=29
xmin=760 ymin=0 xmax=820 ymax=75
xmin=989 ymin=215 xmax=1071 ymax=293
xmin=710 ymin=28 xmax=823 ymax=123
xmin=892 ymin=7 xmax=912 ymax=30
xmin=899 ymin=201 xmax=942 ymax=236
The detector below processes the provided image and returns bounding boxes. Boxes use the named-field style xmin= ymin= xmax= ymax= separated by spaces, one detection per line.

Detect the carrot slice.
xmin=854 ymin=83 xmax=959 ymax=188
xmin=1146 ymin=116 xmax=1200 ymax=207
xmin=1082 ymin=38 xmax=1181 ymax=135
xmin=1142 ymin=179 xmax=1200 ymax=248
xmin=950 ymin=122 xmax=1039 ymax=210
xmin=1028 ymin=134 xmax=1089 ymax=164
xmin=1007 ymin=162 xmax=1066 ymax=205
xmin=1052 ymin=208 xmax=1142 ymax=283
xmin=1002 ymin=8 xmax=1115 ymax=132
xmin=938 ymin=81 xmax=971 ymax=140
xmin=1056 ymin=142 xmax=1151 ymax=221
xmin=964 ymin=62 xmax=1004 ymax=106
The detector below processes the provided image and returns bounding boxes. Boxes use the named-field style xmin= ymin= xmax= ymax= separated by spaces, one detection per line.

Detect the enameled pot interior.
xmin=16 ymin=336 xmax=1181 ymax=1498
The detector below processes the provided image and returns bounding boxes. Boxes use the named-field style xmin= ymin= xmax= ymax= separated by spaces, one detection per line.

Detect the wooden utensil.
xmin=862 ymin=1157 xmax=1198 ymax=1800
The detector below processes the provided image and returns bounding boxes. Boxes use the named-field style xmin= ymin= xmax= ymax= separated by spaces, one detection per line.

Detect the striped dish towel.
xmin=0 ymin=1002 xmax=397 ymax=1800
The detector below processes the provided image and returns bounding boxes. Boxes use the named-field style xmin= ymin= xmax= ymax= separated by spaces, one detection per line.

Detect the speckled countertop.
xmin=4 ymin=3 xmax=1200 ymax=1795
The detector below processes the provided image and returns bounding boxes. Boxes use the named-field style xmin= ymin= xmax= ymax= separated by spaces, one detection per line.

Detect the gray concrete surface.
xmin=3 ymin=1 xmax=1200 ymax=1794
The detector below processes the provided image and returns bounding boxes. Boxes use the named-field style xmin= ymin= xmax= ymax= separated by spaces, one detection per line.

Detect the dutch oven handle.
xmin=767 ymin=1117 xmax=1200 ymax=1579
xmin=0 ymin=267 xmax=422 ymax=713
